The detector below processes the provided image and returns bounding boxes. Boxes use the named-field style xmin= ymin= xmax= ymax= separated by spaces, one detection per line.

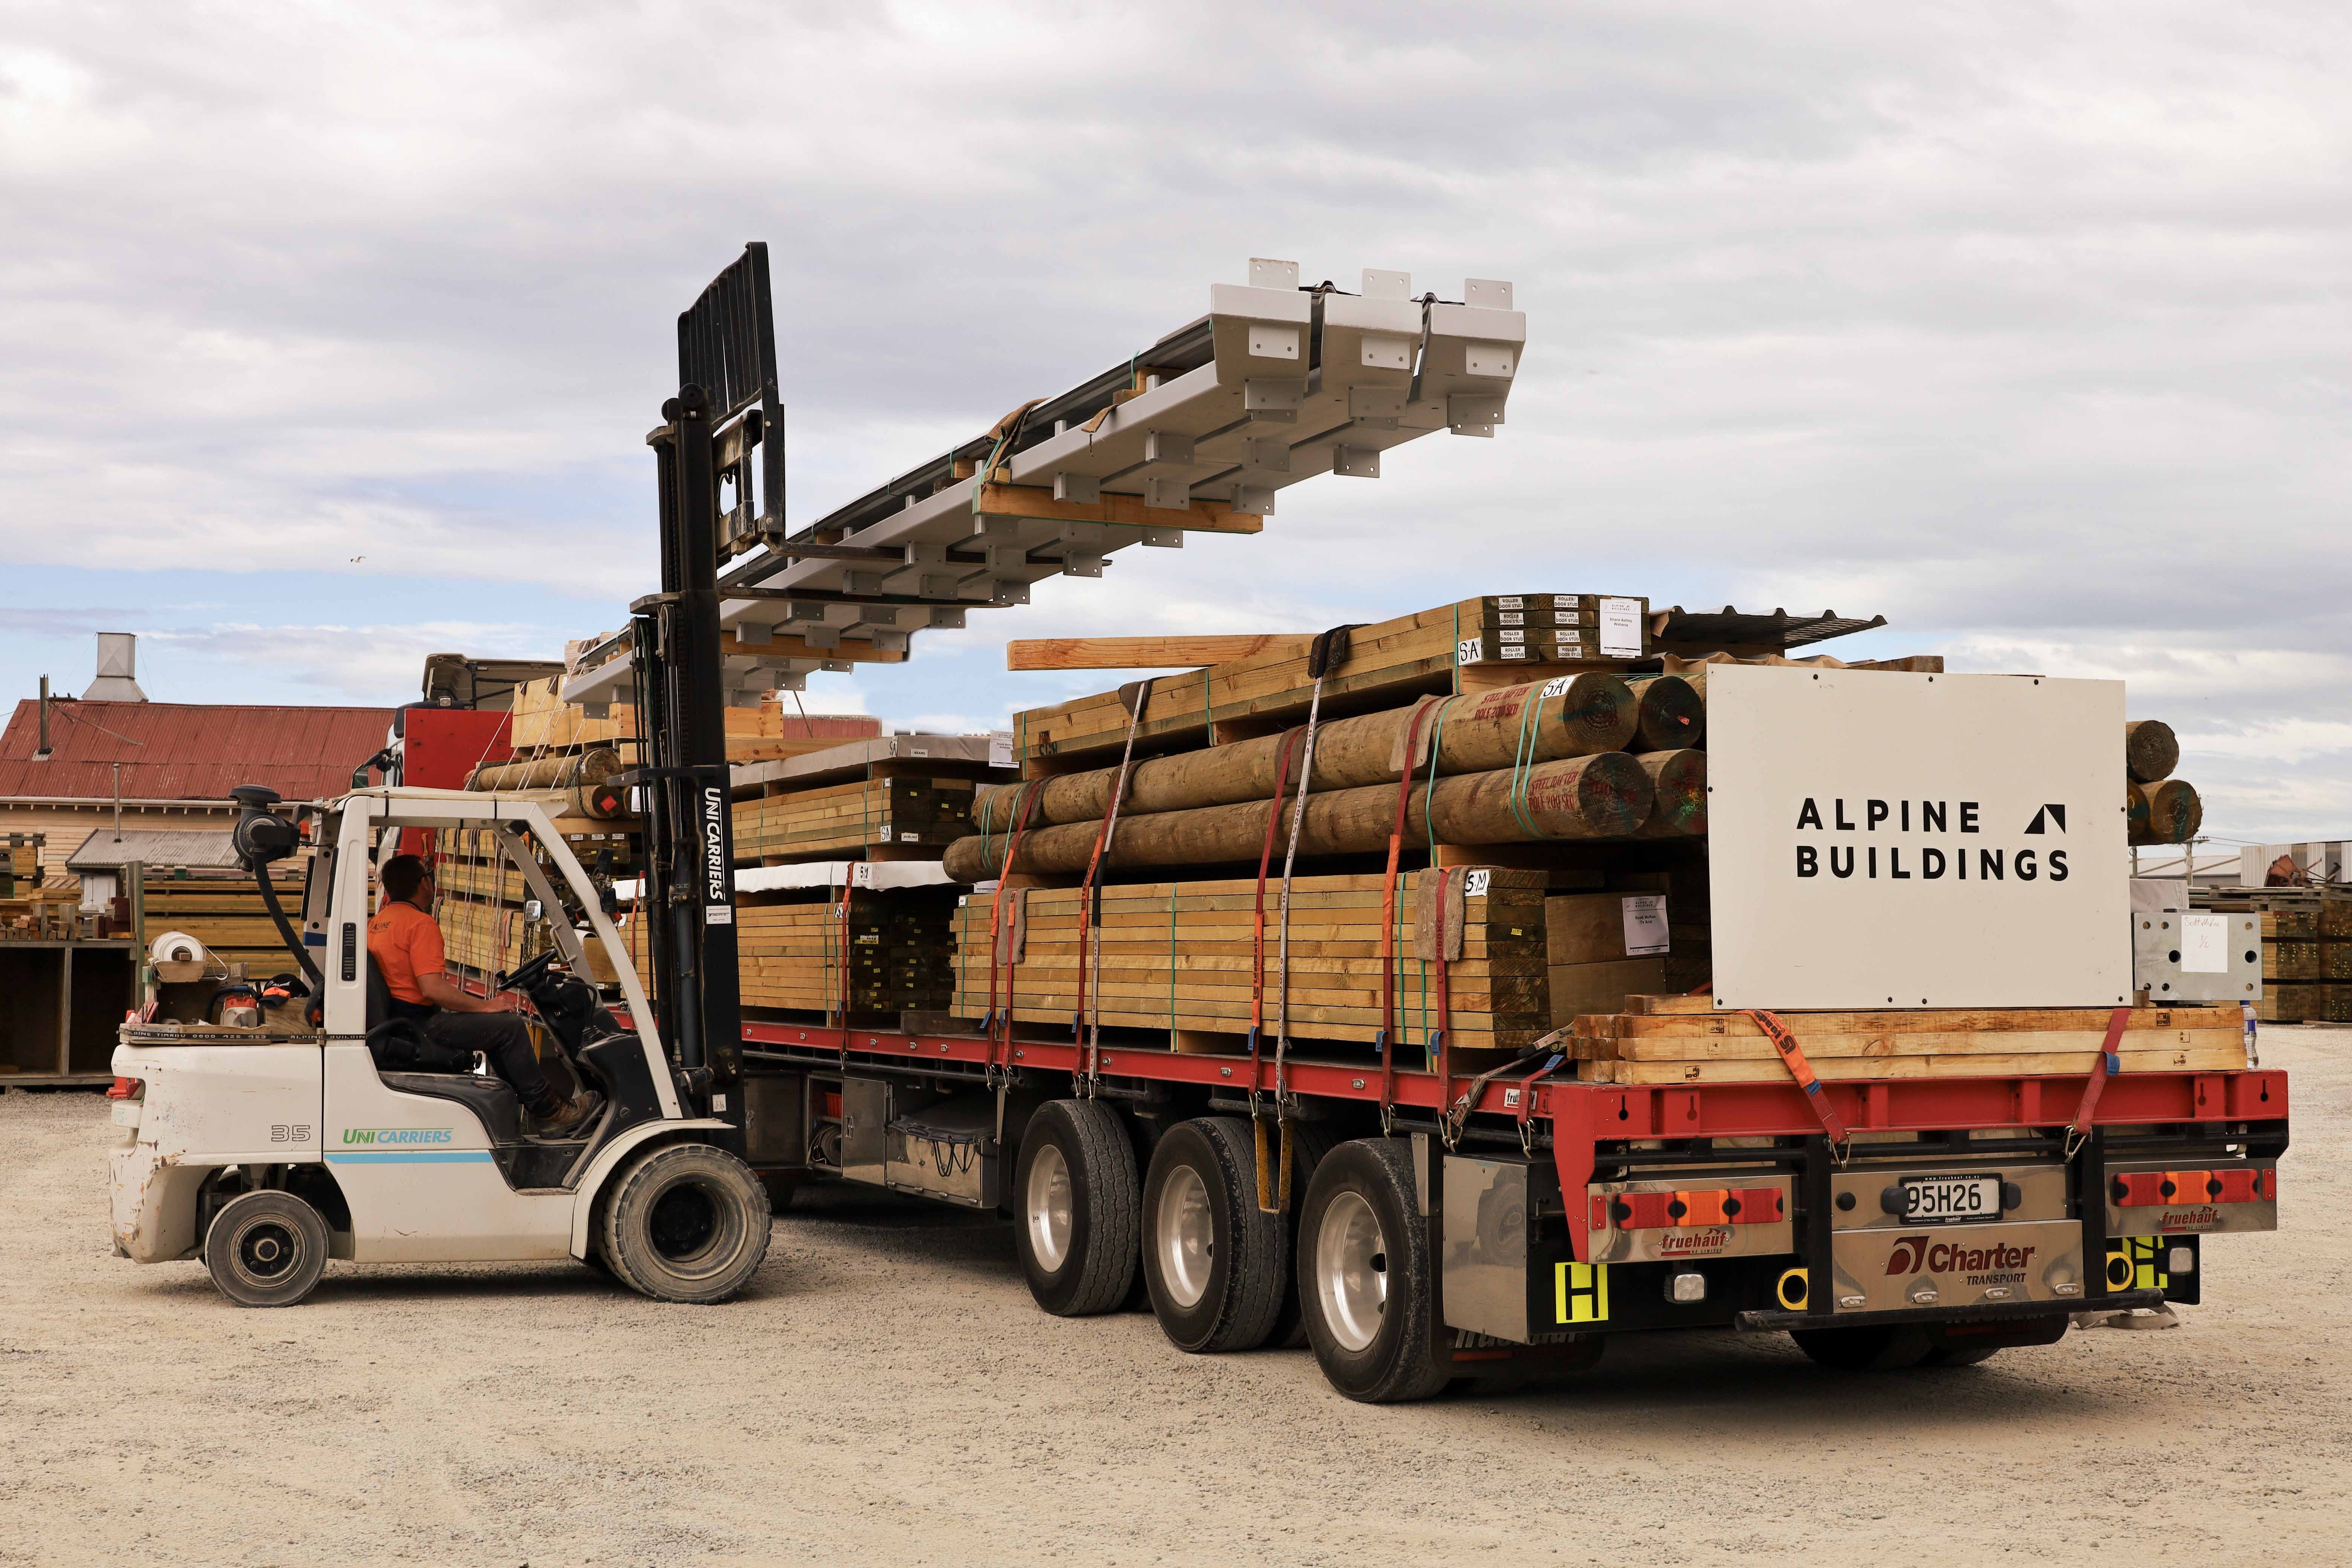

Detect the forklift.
xmin=107 ymin=253 xmax=777 ymax=1307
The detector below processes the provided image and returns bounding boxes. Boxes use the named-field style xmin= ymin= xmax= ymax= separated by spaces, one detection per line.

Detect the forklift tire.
xmin=1141 ymin=1118 xmax=1287 ymax=1354
xmin=1013 ymin=1098 xmax=1139 ymax=1317
xmin=1297 ymin=1138 xmax=1449 ymax=1404
xmin=600 ymin=1143 xmax=772 ymax=1304
xmin=204 ymin=1190 xmax=330 ymax=1308
xmin=1788 ymin=1324 xmax=1937 ymax=1372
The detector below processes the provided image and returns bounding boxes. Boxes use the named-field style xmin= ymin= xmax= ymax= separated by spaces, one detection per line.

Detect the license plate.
xmin=1902 ymin=1173 xmax=2002 ymax=1223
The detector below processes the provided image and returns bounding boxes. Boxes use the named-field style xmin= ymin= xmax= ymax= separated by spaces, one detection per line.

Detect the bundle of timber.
xmin=1569 ymin=995 xmax=2249 ymax=1084
xmin=949 ymin=868 xmax=1550 ymax=1061
xmin=738 ymin=886 xmax=959 ymax=1019
xmin=2202 ymin=894 xmax=2352 ymax=1023
xmin=433 ymin=829 xmax=546 ymax=977
xmin=0 ymin=834 xmax=41 ymax=898
xmin=502 ymin=672 xmax=881 ymax=769
xmin=1008 ymin=594 xmax=1654 ymax=769
xmin=135 ymin=867 xmax=308 ymax=975
xmin=730 ymin=735 xmax=1012 ymax=866
xmin=948 ymin=663 xmax=1704 ymax=882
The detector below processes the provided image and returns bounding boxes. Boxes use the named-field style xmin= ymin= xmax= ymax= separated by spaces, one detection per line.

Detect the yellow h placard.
xmin=1556 ymin=1261 xmax=1610 ymax=1324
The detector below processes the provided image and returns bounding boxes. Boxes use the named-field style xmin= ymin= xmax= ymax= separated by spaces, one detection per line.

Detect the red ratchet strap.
xmin=1376 ymin=697 xmax=1444 ymax=1131
xmin=1248 ymin=729 xmax=1306 ymax=1102
xmin=1742 ymin=1009 xmax=1852 ymax=1158
xmin=984 ymin=781 xmax=1046 ymax=1079
xmin=1073 ymin=678 xmax=1154 ymax=1090
xmin=1512 ymin=1046 xmax=1567 ymax=1155
xmin=2064 ymin=1005 xmax=2133 ymax=1158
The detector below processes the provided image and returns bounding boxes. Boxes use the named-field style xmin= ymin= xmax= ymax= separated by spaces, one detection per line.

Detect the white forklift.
xmin=110 ymin=272 xmax=776 ymax=1305
xmin=108 ymin=784 xmax=767 ymax=1306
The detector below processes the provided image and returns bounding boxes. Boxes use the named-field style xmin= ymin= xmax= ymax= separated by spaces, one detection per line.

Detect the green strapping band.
xmin=1504 ymin=684 xmax=1559 ymax=841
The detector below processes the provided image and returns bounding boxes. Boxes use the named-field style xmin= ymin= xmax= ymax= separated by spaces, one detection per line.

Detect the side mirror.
xmin=228 ymin=785 xmax=299 ymax=871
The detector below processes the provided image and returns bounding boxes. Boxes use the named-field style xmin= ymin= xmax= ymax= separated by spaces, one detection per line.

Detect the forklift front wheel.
xmin=600 ymin=1144 xmax=773 ymax=1304
xmin=204 ymin=1190 xmax=330 ymax=1308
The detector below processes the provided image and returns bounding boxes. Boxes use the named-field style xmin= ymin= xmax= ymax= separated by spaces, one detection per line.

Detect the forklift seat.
xmin=376 ymin=1071 xmax=523 ymax=1145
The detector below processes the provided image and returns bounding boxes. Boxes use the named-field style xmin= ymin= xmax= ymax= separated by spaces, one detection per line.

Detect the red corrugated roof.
xmin=0 ymin=700 xmax=396 ymax=803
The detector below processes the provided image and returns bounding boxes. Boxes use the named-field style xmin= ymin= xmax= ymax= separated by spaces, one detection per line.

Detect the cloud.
xmin=3 ymin=1 xmax=2350 ymax=836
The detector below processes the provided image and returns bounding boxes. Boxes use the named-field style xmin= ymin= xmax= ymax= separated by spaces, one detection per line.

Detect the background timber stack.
xmin=1568 ymin=995 xmax=2248 ymax=1083
xmin=503 ymin=674 xmax=881 ymax=772
xmin=138 ymin=866 xmax=309 ymax=976
xmin=950 ymin=869 xmax=1549 ymax=1061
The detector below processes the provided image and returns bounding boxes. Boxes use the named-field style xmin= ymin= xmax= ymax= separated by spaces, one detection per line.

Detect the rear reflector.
xmin=105 ymin=1076 xmax=139 ymax=1100
xmin=2113 ymin=1167 xmax=2273 ymax=1207
xmin=1596 ymin=1185 xmax=1786 ymax=1231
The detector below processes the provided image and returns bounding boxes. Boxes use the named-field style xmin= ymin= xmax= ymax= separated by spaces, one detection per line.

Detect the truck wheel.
xmin=204 ymin=1190 xmax=329 ymax=1308
xmin=1297 ymin=1138 xmax=1448 ymax=1403
xmin=1141 ymin=1117 xmax=1287 ymax=1353
xmin=601 ymin=1143 xmax=772 ymax=1304
xmin=1788 ymin=1324 xmax=1937 ymax=1371
xmin=1014 ymin=1098 xmax=1138 ymax=1317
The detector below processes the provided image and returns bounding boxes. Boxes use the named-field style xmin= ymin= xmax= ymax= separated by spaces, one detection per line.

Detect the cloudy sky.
xmin=3 ymin=2 xmax=2346 ymax=843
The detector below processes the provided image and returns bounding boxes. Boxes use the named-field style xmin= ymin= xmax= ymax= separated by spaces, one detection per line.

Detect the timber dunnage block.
xmin=1569 ymin=1003 xmax=2247 ymax=1083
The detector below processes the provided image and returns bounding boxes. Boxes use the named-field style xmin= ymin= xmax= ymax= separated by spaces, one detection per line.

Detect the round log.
xmin=466 ymin=746 xmax=622 ymax=793
xmin=1625 ymin=675 xmax=1705 ymax=752
xmin=2125 ymin=720 xmax=2179 ymax=784
xmin=946 ymin=752 xmax=1656 ymax=881
xmin=2131 ymin=779 xmax=2201 ymax=845
xmin=972 ymin=674 xmax=1638 ymax=833
xmin=1632 ymin=749 xmax=1707 ymax=837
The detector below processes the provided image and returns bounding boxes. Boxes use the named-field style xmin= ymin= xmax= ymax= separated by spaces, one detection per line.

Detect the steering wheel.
xmin=498 ymin=949 xmax=560 ymax=994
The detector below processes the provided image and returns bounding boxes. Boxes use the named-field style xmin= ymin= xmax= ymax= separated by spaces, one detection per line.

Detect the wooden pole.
xmin=465 ymin=746 xmax=623 ymax=793
xmin=2130 ymin=779 xmax=2201 ymax=845
xmin=2125 ymin=720 xmax=2179 ymax=784
xmin=1631 ymin=749 xmax=1706 ymax=837
xmin=1625 ymin=675 xmax=1704 ymax=752
xmin=947 ymin=752 xmax=1655 ymax=880
xmin=973 ymin=672 xmax=1638 ymax=831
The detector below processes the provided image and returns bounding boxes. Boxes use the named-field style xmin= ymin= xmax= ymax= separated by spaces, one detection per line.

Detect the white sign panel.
xmin=1708 ymin=667 xmax=2130 ymax=1010
xmin=1621 ymin=895 xmax=1670 ymax=957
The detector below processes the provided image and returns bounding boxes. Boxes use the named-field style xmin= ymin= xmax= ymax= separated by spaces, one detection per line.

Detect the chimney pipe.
xmin=83 ymin=633 xmax=148 ymax=703
xmin=34 ymin=676 xmax=49 ymax=760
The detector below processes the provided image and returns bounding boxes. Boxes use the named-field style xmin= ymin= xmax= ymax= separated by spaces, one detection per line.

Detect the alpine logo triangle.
xmin=2023 ymin=804 xmax=2067 ymax=835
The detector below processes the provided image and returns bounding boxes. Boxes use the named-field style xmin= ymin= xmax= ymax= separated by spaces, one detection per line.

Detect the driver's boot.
xmin=533 ymin=1089 xmax=603 ymax=1139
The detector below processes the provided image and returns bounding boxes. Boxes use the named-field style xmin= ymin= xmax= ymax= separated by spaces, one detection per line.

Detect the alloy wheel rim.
xmin=1027 ymin=1144 xmax=1073 ymax=1271
xmin=1156 ymin=1165 xmax=1214 ymax=1308
xmin=1316 ymin=1190 xmax=1388 ymax=1352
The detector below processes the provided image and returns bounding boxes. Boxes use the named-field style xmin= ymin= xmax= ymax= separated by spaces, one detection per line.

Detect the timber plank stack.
xmin=504 ymin=672 xmax=881 ymax=767
xmin=137 ymin=867 xmax=309 ymax=975
xmin=730 ymin=734 xmax=1016 ymax=867
xmin=1568 ymin=995 xmax=2249 ymax=1083
xmin=950 ymin=869 xmax=1549 ymax=1060
xmin=432 ymin=828 xmax=547 ymax=977
xmin=2226 ymin=897 xmax=2352 ymax=1023
xmin=739 ymin=889 xmax=958 ymax=1019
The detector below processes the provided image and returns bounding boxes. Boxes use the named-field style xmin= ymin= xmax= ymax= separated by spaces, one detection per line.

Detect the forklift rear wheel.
xmin=601 ymin=1143 xmax=772 ymax=1304
xmin=1013 ymin=1099 xmax=1139 ymax=1317
xmin=1788 ymin=1325 xmax=1937 ymax=1372
xmin=1297 ymin=1138 xmax=1449 ymax=1403
xmin=204 ymin=1190 xmax=330 ymax=1308
xmin=1141 ymin=1117 xmax=1286 ymax=1353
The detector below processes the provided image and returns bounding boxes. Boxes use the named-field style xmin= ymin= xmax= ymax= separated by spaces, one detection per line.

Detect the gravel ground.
xmin=2 ymin=1029 xmax=2344 ymax=1567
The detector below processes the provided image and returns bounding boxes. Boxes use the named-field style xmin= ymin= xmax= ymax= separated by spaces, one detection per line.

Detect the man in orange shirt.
xmin=368 ymin=854 xmax=600 ymax=1138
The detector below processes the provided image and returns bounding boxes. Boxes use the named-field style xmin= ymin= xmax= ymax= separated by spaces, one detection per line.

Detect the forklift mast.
xmin=626 ymin=243 xmax=783 ymax=1098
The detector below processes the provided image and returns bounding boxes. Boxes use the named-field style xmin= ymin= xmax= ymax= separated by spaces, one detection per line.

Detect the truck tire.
xmin=601 ymin=1143 xmax=772 ymax=1304
xmin=1141 ymin=1117 xmax=1287 ymax=1353
xmin=204 ymin=1190 xmax=330 ymax=1308
xmin=1788 ymin=1324 xmax=1937 ymax=1372
xmin=1014 ymin=1098 xmax=1139 ymax=1317
xmin=1297 ymin=1138 xmax=1449 ymax=1403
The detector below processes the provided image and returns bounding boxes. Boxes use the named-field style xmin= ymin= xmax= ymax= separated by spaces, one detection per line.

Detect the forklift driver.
xmin=369 ymin=854 xmax=602 ymax=1138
